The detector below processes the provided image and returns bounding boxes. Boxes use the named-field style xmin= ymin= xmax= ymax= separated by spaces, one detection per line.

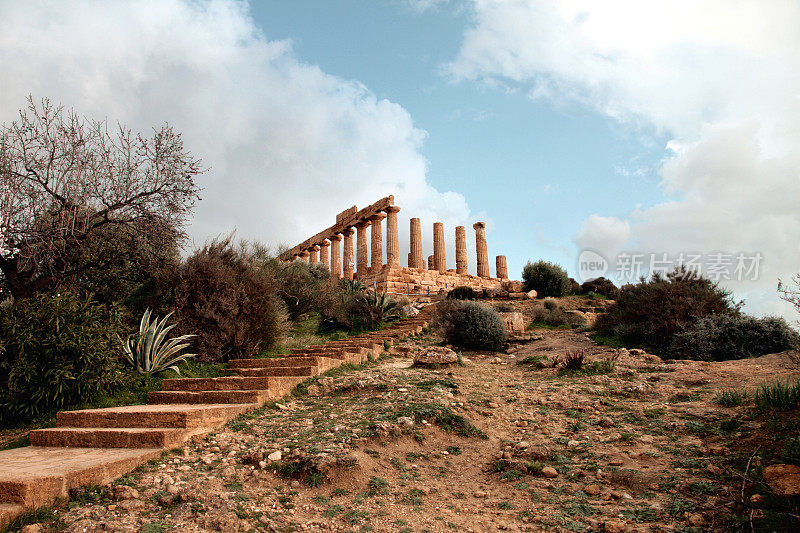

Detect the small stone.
xmin=609 ymin=458 xmax=624 ymax=466
xmin=599 ymin=417 xmax=614 ymax=428
xmin=567 ymin=440 xmax=581 ymax=448
xmin=113 ymin=485 xmax=139 ymax=501
xmin=603 ymin=519 xmax=626 ymax=533
xmin=397 ymin=416 xmax=415 ymax=428
xmin=488 ymin=401 xmax=500 ymax=409
xmin=526 ymin=290 xmax=538 ymax=299
xmin=749 ymin=494 xmax=764 ymax=504
xmin=166 ymin=484 xmax=180 ymax=496
xmin=764 ymin=464 xmax=800 ymax=496
xmin=687 ymin=513 xmax=706 ymax=527
xmin=490 ymin=357 xmax=503 ymax=364
xmin=268 ymin=451 xmax=282 ymax=461
xmin=20 ymin=525 xmax=43 ymax=533
xmin=541 ymin=466 xmax=558 ymax=478
xmin=473 ymin=491 xmax=488 ymax=498
xmin=258 ymin=460 xmax=267 ymax=469
xmin=584 ymin=484 xmax=601 ymax=496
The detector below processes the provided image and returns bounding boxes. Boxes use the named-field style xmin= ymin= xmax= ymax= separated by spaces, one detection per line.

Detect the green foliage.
xmin=755 ymin=380 xmax=800 ymax=411
xmin=594 ymin=268 xmax=738 ymax=354
xmin=529 ymin=301 xmax=586 ymax=329
xmin=121 ymin=309 xmax=195 ymax=375
xmin=156 ymin=237 xmax=289 ymax=362
xmin=668 ymin=313 xmax=799 ymax=361
xmin=0 ymin=290 xmax=126 ymax=426
xmin=517 ymin=355 xmax=552 ymax=369
xmin=579 ymin=277 xmax=619 ymax=299
xmin=271 ymin=260 xmax=334 ymax=320
xmin=713 ymin=388 xmax=747 ymax=407
xmin=434 ymin=299 xmax=507 ymax=351
xmin=521 ymin=260 xmax=571 ymax=297
xmin=321 ymin=283 xmax=400 ymax=332
xmin=447 ymin=286 xmax=478 ymax=300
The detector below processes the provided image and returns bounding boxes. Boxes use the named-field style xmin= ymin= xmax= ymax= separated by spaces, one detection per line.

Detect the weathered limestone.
xmin=427 ymin=255 xmax=434 ymax=270
xmin=342 ymin=228 xmax=355 ymax=280
xmin=298 ymin=250 xmax=310 ymax=263
xmin=329 ymin=234 xmax=342 ymax=279
xmin=455 ymin=225 xmax=468 ymax=275
xmin=319 ymin=240 xmax=330 ymax=270
xmin=410 ymin=218 xmax=424 ymax=269
xmin=496 ymin=255 xmax=508 ymax=279
xmin=433 ymin=222 xmax=446 ymax=273
xmin=474 ymin=222 xmax=490 ymax=278
xmin=369 ymin=212 xmax=386 ymax=272
xmin=309 ymin=245 xmax=320 ymax=265
xmin=355 ymin=220 xmax=370 ymax=277
xmin=385 ymin=205 xmax=400 ymax=267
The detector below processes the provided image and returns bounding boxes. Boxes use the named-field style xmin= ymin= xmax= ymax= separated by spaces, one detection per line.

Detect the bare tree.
xmin=779 ymin=275 xmax=800 ymax=315
xmin=0 ymin=97 xmax=203 ymax=299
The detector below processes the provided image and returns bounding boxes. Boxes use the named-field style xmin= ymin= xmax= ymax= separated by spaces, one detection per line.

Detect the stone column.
xmin=319 ymin=240 xmax=330 ymax=270
xmin=432 ymin=222 xmax=446 ymax=273
xmin=455 ymin=226 xmax=468 ymax=275
xmin=342 ymin=228 xmax=355 ymax=280
xmin=410 ymin=217 xmax=424 ymax=269
xmin=474 ymin=222 xmax=489 ymax=278
xmin=368 ymin=212 xmax=386 ymax=272
xmin=355 ymin=220 xmax=370 ymax=277
xmin=309 ymin=245 xmax=320 ymax=265
xmin=298 ymin=250 xmax=310 ymax=263
xmin=329 ymin=234 xmax=342 ymax=280
xmin=427 ymin=255 xmax=434 ymax=270
xmin=496 ymin=255 xmax=508 ymax=279
xmin=385 ymin=206 xmax=401 ymax=267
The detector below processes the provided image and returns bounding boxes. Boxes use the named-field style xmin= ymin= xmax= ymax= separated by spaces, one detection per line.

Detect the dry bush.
xmin=169 ymin=237 xmax=288 ymax=362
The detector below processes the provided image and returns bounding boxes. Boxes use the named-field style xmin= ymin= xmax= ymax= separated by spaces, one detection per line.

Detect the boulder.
xmin=400 ymin=305 xmax=420 ymax=317
xmin=499 ymin=312 xmax=525 ymax=333
xmin=526 ymin=289 xmax=538 ymax=299
xmin=414 ymin=346 xmax=459 ymax=365
xmin=764 ymin=464 xmax=800 ymax=496
xmin=484 ymin=287 xmax=510 ymax=298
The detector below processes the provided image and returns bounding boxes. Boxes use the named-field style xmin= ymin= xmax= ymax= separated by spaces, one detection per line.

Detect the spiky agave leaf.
xmin=122 ymin=308 xmax=196 ymax=375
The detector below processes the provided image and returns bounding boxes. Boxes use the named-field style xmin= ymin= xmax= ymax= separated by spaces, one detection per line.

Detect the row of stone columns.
xmin=291 ymin=208 xmax=508 ymax=280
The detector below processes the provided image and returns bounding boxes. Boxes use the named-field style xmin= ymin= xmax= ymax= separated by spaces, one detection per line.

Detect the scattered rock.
xmin=490 ymin=357 xmax=503 ymax=364
xmin=687 ymin=513 xmax=707 ymax=527
xmin=397 ymin=416 xmax=415 ymax=428
xmin=541 ymin=466 xmax=558 ymax=478
xmin=112 ymin=485 xmax=139 ymax=501
xmin=603 ymin=519 xmax=626 ymax=533
xmin=764 ymin=464 xmax=800 ymax=496
xmin=502 ymin=280 xmax=523 ymax=293
xmin=584 ymin=484 xmax=601 ymax=496
xmin=414 ymin=346 xmax=459 ymax=365
xmin=400 ymin=305 xmax=420 ymax=317
xmin=526 ymin=289 xmax=538 ymax=299
xmin=20 ymin=525 xmax=43 ymax=533
xmin=268 ymin=450 xmax=282 ymax=461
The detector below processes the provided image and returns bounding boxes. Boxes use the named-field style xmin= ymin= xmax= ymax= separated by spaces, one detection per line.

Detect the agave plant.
xmin=365 ymin=291 xmax=401 ymax=320
xmin=121 ymin=309 xmax=196 ymax=375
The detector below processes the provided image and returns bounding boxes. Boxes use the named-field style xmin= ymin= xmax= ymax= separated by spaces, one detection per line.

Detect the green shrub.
xmin=270 ymin=260 xmax=334 ymax=320
xmin=668 ymin=314 xmax=799 ymax=361
xmin=593 ymin=268 xmax=737 ymax=354
xmin=754 ymin=380 xmax=800 ymax=411
xmin=0 ymin=290 xmax=126 ymax=425
xmin=580 ymin=277 xmax=619 ymax=299
xmin=434 ymin=300 xmax=507 ymax=351
xmin=529 ymin=305 xmax=586 ymax=329
xmin=521 ymin=260 xmax=571 ymax=297
xmin=321 ymin=283 xmax=400 ymax=332
xmin=168 ymin=238 xmax=288 ymax=362
xmin=713 ymin=388 xmax=747 ymax=407
xmin=447 ymin=286 xmax=478 ymax=300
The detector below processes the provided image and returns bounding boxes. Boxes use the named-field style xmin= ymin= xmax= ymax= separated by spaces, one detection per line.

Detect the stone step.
xmin=227 ymin=356 xmax=332 ymax=369
xmin=147 ymin=390 xmax=270 ymax=405
xmin=0 ymin=503 xmax=25 ymax=528
xmin=232 ymin=366 xmax=316 ymax=378
xmin=56 ymin=404 xmax=254 ymax=429
xmin=161 ymin=376 xmax=273 ymax=391
xmin=29 ymin=427 xmax=189 ymax=449
xmin=0 ymin=446 xmax=161 ymax=514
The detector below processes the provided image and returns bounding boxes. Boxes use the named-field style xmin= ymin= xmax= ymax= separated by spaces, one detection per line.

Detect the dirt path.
xmin=30 ymin=327 xmax=800 ymax=533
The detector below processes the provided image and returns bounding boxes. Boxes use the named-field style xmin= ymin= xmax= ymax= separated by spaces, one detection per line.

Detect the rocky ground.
xmin=9 ymin=299 xmax=800 ymax=533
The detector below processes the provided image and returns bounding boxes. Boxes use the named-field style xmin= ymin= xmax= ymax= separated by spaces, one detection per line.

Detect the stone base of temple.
xmin=355 ymin=265 xmax=509 ymax=298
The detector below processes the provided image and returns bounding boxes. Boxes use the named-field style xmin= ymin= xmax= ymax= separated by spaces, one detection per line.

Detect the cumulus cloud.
xmin=450 ymin=0 xmax=800 ymax=317
xmin=0 ymin=0 xmax=473 ymax=263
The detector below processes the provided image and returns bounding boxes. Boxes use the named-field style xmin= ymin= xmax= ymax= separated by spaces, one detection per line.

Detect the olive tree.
xmin=0 ymin=97 xmax=202 ymax=299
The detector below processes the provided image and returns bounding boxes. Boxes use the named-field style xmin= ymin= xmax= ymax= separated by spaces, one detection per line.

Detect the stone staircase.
xmin=0 ymin=309 xmax=431 ymax=527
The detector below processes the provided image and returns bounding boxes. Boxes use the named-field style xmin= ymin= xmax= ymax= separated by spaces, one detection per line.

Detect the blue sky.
xmin=0 ymin=0 xmax=798 ymax=318
xmin=250 ymin=0 xmax=668 ymax=278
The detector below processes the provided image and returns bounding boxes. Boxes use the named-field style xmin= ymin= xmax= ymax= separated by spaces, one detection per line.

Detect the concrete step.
xmin=29 ymin=427 xmax=189 ymax=449
xmin=161 ymin=376 xmax=273 ymax=391
xmin=147 ymin=390 xmax=269 ymax=404
xmin=56 ymin=404 xmax=254 ymax=429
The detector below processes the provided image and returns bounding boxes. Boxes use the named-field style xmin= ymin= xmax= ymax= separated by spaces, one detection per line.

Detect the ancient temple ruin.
xmin=279 ymin=195 xmax=516 ymax=296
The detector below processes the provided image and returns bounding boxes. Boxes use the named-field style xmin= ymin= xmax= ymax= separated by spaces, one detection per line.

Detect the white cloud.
xmin=450 ymin=0 xmax=800 ymax=317
xmin=0 ymin=0 xmax=473 ymax=262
